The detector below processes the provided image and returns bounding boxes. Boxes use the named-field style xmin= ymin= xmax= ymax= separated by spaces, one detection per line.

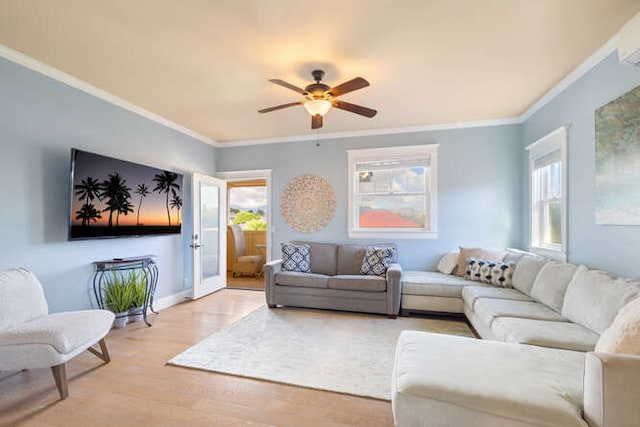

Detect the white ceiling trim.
xmin=0 ymin=33 xmax=620 ymax=148
xmin=519 ymin=34 xmax=619 ymax=123
xmin=0 ymin=43 xmax=219 ymax=147
xmin=220 ymin=117 xmax=522 ymax=148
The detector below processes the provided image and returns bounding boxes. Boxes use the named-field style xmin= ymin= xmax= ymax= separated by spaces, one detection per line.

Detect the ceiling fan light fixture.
xmin=303 ymin=99 xmax=332 ymax=117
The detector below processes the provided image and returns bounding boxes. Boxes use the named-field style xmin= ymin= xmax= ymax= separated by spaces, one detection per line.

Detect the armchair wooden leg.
xmin=87 ymin=338 xmax=111 ymax=363
xmin=51 ymin=364 xmax=68 ymax=400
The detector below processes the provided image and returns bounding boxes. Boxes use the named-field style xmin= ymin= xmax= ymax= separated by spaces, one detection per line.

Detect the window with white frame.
xmin=527 ymin=127 xmax=567 ymax=260
xmin=347 ymin=144 xmax=438 ymax=239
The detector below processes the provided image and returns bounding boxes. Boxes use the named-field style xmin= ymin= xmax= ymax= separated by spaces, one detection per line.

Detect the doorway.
xmin=190 ymin=173 xmax=227 ymax=299
xmin=217 ymin=170 xmax=272 ymax=290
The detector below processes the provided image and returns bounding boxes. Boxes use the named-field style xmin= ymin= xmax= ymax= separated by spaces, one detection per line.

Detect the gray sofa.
xmin=264 ymin=242 xmax=402 ymax=318
xmin=393 ymin=250 xmax=640 ymax=426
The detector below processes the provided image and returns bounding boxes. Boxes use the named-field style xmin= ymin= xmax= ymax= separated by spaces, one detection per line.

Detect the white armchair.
xmin=0 ymin=268 xmax=115 ymax=399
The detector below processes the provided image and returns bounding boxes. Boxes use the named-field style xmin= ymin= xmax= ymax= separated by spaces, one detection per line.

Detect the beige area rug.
xmin=168 ymin=306 xmax=473 ymax=400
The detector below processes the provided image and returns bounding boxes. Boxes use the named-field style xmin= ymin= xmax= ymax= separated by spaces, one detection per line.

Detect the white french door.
xmin=191 ymin=173 xmax=227 ymax=299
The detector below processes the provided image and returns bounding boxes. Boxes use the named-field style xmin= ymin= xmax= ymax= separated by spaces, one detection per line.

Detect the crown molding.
xmin=0 ymin=44 xmax=219 ymax=147
xmin=220 ymin=117 xmax=522 ymax=147
xmin=519 ymin=34 xmax=618 ymax=122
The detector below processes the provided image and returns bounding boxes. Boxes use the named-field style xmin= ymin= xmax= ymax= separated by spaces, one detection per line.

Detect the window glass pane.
xmin=547 ymin=200 xmax=562 ymax=245
xmin=358 ymin=195 xmax=426 ymax=228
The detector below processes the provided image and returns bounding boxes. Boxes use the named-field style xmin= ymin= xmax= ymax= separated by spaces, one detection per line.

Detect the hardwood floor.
xmin=0 ymin=289 xmax=393 ymax=427
xmin=226 ymin=272 xmax=265 ymax=290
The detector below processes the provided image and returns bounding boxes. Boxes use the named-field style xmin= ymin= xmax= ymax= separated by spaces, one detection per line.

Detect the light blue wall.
xmin=218 ymin=125 xmax=523 ymax=270
xmin=0 ymin=58 xmax=217 ymax=312
xmin=522 ymin=52 xmax=640 ymax=278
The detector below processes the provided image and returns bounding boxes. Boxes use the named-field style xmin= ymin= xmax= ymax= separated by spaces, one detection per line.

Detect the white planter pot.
xmin=128 ymin=306 xmax=144 ymax=322
xmin=113 ymin=311 xmax=129 ymax=328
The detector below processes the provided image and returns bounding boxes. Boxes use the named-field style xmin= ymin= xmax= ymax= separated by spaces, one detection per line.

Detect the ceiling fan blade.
xmin=258 ymin=101 xmax=302 ymax=113
xmin=332 ymin=100 xmax=377 ymax=118
xmin=326 ymin=77 xmax=370 ymax=97
xmin=269 ymin=79 xmax=309 ymax=95
xmin=311 ymin=115 xmax=323 ymax=129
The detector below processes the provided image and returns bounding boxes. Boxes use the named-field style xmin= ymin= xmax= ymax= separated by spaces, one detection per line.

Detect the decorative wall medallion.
xmin=280 ymin=175 xmax=336 ymax=233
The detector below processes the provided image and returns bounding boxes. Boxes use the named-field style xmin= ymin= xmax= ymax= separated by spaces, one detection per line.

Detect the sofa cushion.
xmin=462 ymin=286 xmax=533 ymax=311
xmin=511 ymin=255 xmax=547 ymax=296
xmin=393 ymin=331 xmax=586 ymax=427
xmin=530 ymin=261 xmax=578 ymax=312
xmin=292 ymin=241 xmax=338 ymax=276
xmin=465 ymin=258 xmax=515 ymax=287
xmin=336 ymin=245 xmax=367 ymax=275
xmin=473 ymin=298 xmax=568 ymax=326
xmin=328 ymin=275 xmax=387 ymax=292
xmin=562 ymin=265 xmax=640 ymax=334
xmin=436 ymin=252 xmax=459 ymax=274
xmin=360 ymin=246 xmax=395 ymax=276
xmin=491 ymin=317 xmax=599 ymax=352
xmin=402 ymin=271 xmax=474 ymax=298
xmin=274 ymin=271 xmax=328 ymax=289
xmin=455 ymin=247 xmax=506 ymax=277
xmin=596 ymin=296 xmax=640 ymax=355
xmin=336 ymin=243 xmax=397 ymax=275
xmin=281 ymin=243 xmax=311 ymax=273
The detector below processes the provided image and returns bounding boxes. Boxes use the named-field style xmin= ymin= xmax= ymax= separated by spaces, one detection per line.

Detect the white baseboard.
xmin=153 ymin=290 xmax=191 ymax=311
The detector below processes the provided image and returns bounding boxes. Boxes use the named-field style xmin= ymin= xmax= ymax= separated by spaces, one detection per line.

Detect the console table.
xmin=93 ymin=255 xmax=159 ymax=327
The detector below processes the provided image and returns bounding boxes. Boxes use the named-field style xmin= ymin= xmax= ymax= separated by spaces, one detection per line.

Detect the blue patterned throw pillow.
xmin=360 ymin=246 xmax=395 ymax=276
xmin=465 ymin=258 xmax=515 ymax=287
xmin=281 ymin=243 xmax=311 ymax=273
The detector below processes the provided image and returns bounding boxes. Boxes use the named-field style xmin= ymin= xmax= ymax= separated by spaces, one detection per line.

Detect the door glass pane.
xmin=201 ymin=184 xmax=220 ymax=279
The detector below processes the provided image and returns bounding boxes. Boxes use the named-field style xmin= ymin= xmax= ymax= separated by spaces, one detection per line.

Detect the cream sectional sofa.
xmin=393 ymin=250 xmax=640 ymax=426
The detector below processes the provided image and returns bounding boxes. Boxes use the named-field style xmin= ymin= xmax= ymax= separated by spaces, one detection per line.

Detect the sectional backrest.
xmin=0 ymin=268 xmax=49 ymax=332
xmin=562 ymin=265 xmax=640 ymax=334
xmin=511 ymin=255 xmax=548 ymax=296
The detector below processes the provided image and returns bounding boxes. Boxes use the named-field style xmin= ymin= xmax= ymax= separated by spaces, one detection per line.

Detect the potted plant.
xmin=128 ymin=270 xmax=146 ymax=322
xmin=104 ymin=272 xmax=134 ymax=328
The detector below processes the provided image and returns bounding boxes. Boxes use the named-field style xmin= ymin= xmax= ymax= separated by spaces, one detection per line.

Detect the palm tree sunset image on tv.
xmin=69 ymin=149 xmax=184 ymax=239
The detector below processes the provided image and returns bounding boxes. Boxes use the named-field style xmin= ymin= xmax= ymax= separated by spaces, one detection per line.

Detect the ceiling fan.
xmin=258 ymin=69 xmax=377 ymax=129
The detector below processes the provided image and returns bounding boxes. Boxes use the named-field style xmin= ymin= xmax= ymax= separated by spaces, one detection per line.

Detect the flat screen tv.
xmin=69 ymin=149 xmax=184 ymax=240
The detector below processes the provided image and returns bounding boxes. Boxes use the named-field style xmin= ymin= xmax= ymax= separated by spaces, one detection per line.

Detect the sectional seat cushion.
xmin=462 ymin=286 xmax=533 ymax=311
xmin=474 ymin=298 xmax=568 ymax=326
xmin=402 ymin=271 xmax=476 ymax=298
xmin=275 ymin=271 xmax=328 ymax=288
xmin=511 ymin=255 xmax=547 ymax=296
xmin=531 ymin=261 xmax=578 ymax=312
xmin=392 ymin=331 xmax=586 ymax=427
xmin=562 ymin=265 xmax=640 ymax=334
xmin=328 ymin=275 xmax=386 ymax=292
xmin=491 ymin=317 xmax=599 ymax=352
xmin=595 ymin=296 xmax=640 ymax=355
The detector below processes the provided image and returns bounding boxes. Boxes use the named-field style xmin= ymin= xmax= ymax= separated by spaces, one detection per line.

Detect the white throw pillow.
xmin=436 ymin=252 xmax=459 ymax=275
xmin=596 ymin=296 xmax=640 ymax=355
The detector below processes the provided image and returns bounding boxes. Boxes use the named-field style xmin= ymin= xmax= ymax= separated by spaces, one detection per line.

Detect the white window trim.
xmin=526 ymin=127 xmax=568 ymax=262
xmin=347 ymin=144 xmax=439 ymax=240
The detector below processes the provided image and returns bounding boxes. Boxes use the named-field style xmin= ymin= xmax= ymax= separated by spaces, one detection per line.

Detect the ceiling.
xmin=0 ymin=1 xmax=639 ymax=145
